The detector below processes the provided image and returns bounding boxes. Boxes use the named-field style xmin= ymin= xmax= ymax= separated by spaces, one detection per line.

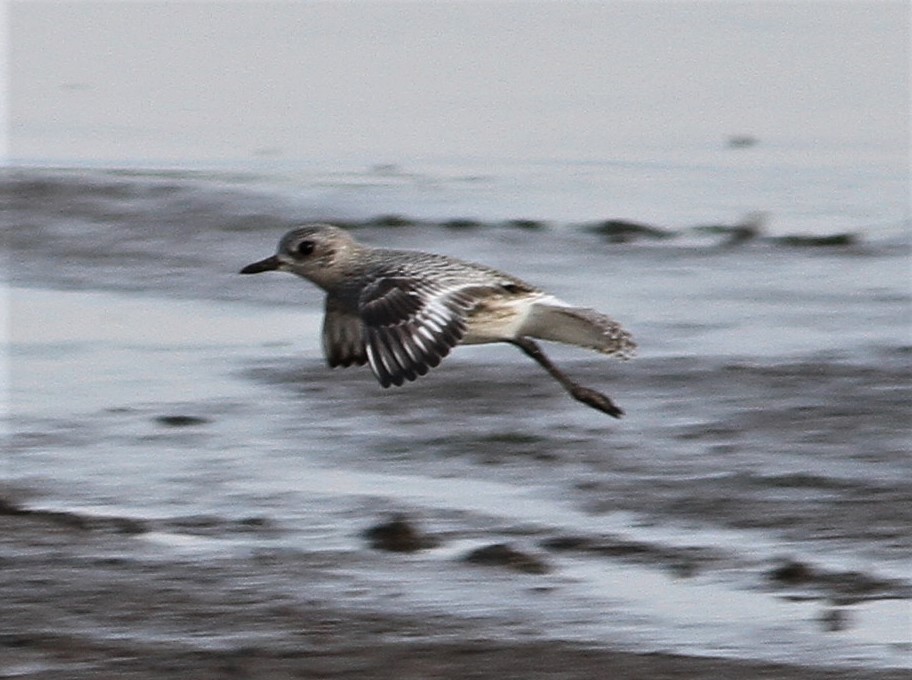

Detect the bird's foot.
xmin=569 ymin=385 xmax=624 ymax=419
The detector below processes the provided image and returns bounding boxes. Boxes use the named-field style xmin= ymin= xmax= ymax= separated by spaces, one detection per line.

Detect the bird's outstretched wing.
xmin=357 ymin=276 xmax=484 ymax=387
xmin=322 ymin=297 xmax=368 ymax=368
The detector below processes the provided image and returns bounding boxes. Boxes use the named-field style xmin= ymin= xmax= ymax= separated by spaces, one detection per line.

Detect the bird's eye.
xmin=296 ymin=240 xmax=315 ymax=256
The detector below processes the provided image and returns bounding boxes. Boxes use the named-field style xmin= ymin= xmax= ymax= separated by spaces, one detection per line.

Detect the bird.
xmin=240 ymin=224 xmax=635 ymax=417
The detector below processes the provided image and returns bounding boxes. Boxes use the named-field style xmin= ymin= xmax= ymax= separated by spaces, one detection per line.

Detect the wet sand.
xmin=2 ymin=509 xmax=908 ymax=680
xmin=5 ymin=169 xmax=910 ymax=676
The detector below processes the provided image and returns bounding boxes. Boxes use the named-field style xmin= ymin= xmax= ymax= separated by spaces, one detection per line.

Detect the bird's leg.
xmin=509 ymin=338 xmax=624 ymax=418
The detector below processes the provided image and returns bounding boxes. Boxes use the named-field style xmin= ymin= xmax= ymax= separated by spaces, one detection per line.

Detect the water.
xmin=3 ymin=165 xmax=910 ymax=671
xmin=4 ymin=2 xmax=911 ymax=675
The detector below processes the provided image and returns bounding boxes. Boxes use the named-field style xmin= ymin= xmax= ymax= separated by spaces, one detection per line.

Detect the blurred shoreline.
xmin=3 ymin=500 xmax=910 ymax=680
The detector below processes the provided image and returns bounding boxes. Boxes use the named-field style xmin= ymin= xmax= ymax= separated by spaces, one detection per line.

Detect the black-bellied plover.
xmin=240 ymin=224 xmax=635 ymax=417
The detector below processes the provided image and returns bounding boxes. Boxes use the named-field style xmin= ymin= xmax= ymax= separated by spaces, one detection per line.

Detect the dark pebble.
xmin=503 ymin=219 xmax=547 ymax=231
xmin=769 ymin=559 xmax=815 ymax=585
xmin=820 ymin=607 xmax=850 ymax=632
xmin=441 ymin=218 xmax=485 ymax=230
xmin=692 ymin=224 xmax=760 ymax=245
xmin=727 ymin=134 xmax=759 ymax=149
xmin=154 ymin=415 xmax=211 ymax=427
xmin=463 ymin=543 xmax=550 ymax=575
xmin=366 ymin=214 xmax=415 ymax=228
xmin=363 ymin=515 xmax=435 ymax=553
xmin=584 ymin=219 xmax=673 ymax=243
xmin=771 ymin=233 xmax=857 ymax=247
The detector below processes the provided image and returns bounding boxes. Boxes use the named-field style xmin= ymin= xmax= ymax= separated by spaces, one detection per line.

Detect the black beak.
xmin=240 ymin=255 xmax=281 ymax=274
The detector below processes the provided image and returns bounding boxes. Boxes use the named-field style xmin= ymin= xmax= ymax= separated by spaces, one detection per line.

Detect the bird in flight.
xmin=240 ymin=224 xmax=635 ymax=417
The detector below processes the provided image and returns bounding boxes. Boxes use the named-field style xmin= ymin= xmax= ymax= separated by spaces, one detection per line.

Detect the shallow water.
xmin=4 ymin=167 xmax=911 ymax=671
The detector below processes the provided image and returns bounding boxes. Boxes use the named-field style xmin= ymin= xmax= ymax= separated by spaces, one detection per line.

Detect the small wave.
xmin=158 ymin=513 xmax=280 ymax=538
xmin=541 ymin=533 xmax=723 ymax=577
xmin=0 ymin=495 xmax=146 ymax=536
xmin=5 ymin=168 xmax=900 ymax=253
xmin=0 ymin=494 xmax=279 ymax=543
xmin=767 ymin=558 xmax=912 ymax=603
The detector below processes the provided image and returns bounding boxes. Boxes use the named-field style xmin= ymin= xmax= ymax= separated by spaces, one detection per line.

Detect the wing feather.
xmin=322 ymin=297 xmax=367 ymax=368
xmin=358 ymin=276 xmax=487 ymax=387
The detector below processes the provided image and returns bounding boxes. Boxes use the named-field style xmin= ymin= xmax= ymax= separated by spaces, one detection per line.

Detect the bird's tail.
xmin=520 ymin=299 xmax=636 ymax=358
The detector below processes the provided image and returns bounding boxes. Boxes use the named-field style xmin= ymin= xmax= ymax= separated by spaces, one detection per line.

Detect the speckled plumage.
xmin=241 ymin=224 xmax=635 ymax=417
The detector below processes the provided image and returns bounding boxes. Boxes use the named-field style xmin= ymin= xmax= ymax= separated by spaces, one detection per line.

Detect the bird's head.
xmin=240 ymin=224 xmax=361 ymax=288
